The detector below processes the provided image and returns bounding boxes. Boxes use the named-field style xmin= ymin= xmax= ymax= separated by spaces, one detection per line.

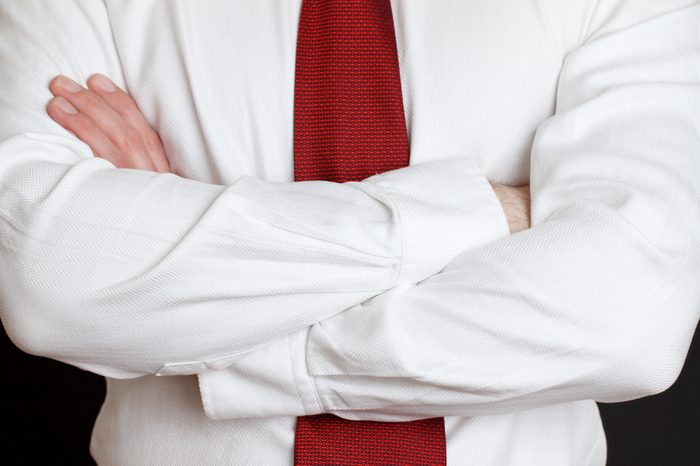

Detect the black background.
xmin=2 ymin=324 xmax=698 ymax=465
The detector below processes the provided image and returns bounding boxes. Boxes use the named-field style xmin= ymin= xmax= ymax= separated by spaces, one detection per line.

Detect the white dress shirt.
xmin=1 ymin=1 xmax=699 ymax=464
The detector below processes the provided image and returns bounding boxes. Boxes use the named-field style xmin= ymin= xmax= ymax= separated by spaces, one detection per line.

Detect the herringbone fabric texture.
xmin=292 ymin=0 xmax=446 ymax=464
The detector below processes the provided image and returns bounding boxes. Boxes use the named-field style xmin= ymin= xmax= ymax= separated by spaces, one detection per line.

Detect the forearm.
xmin=0 ymin=134 xmax=509 ymax=378
xmin=197 ymin=1 xmax=700 ymax=420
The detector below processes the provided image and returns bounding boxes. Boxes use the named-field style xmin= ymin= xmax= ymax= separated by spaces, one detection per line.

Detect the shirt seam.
xmin=196 ymin=373 xmax=216 ymax=418
xmin=99 ymin=0 xmax=130 ymax=92
xmin=290 ymin=330 xmax=324 ymax=414
xmin=581 ymin=0 xmax=602 ymax=45
xmin=352 ymin=179 xmax=406 ymax=287
xmin=382 ymin=187 xmax=406 ymax=289
xmin=535 ymin=0 xmax=565 ymax=59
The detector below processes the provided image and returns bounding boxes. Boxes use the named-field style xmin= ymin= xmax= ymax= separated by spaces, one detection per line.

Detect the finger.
xmin=50 ymin=75 xmax=157 ymax=172
xmin=47 ymin=96 xmax=147 ymax=170
xmin=86 ymin=74 xmax=170 ymax=173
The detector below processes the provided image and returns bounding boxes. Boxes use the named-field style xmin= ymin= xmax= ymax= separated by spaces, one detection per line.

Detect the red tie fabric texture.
xmin=292 ymin=0 xmax=447 ymax=464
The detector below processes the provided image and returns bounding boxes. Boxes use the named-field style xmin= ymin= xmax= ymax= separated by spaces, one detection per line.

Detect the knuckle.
xmin=119 ymin=129 xmax=145 ymax=154
xmin=143 ymin=132 xmax=163 ymax=152
xmin=113 ymin=92 xmax=138 ymax=112
xmin=108 ymin=153 xmax=133 ymax=169
xmin=73 ymin=89 xmax=102 ymax=108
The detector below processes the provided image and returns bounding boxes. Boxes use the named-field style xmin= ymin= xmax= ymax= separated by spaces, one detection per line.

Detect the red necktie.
xmin=292 ymin=1 xmax=447 ymax=464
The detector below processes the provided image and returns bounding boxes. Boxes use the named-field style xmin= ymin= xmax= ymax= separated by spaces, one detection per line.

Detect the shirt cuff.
xmin=358 ymin=155 xmax=510 ymax=286
xmin=198 ymin=329 xmax=322 ymax=419
xmin=197 ymin=157 xmax=511 ymax=420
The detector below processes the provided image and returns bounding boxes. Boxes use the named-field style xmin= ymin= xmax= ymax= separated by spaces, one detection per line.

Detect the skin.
xmin=489 ymin=181 xmax=531 ymax=234
xmin=46 ymin=73 xmax=531 ymax=234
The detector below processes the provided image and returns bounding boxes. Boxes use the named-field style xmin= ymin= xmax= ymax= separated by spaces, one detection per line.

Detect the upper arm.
xmin=532 ymin=0 xmax=700 ymax=250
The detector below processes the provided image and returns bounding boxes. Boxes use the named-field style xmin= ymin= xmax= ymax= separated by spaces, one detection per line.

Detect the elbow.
xmin=630 ymin=224 xmax=700 ymax=397
xmin=0 ymin=282 xmax=138 ymax=378
xmin=603 ymin=239 xmax=699 ymax=401
xmin=2 ymin=311 xmax=52 ymax=360
xmin=1 ymin=300 xmax=53 ymax=359
xmin=611 ymin=281 xmax=698 ymax=400
xmin=0 ymin=265 xmax=92 ymax=361
xmin=0 ymin=293 xmax=76 ymax=360
xmin=621 ymin=350 xmax=687 ymax=399
xmin=596 ymin=322 xmax=692 ymax=401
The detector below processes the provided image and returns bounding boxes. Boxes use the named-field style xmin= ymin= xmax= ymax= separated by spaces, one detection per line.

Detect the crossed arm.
xmin=1 ymin=0 xmax=699 ymax=423
xmin=0 ymin=1 xmax=517 ymax=380
xmin=46 ymin=64 xmax=700 ymax=423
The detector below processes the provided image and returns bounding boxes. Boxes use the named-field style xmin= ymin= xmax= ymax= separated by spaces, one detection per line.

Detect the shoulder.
xmin=536 ymin=0 xmax=698 ymax=57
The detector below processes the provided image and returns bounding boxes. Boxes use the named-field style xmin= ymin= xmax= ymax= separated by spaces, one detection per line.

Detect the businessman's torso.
xmin=102 ymin=0 xmax=568 ymax=187
xmin=91 ymin=1 xmax=605 ymax=465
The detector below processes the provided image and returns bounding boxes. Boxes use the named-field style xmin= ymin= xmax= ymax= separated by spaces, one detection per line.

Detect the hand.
xmin=46 ymin=74 xmax=169 ymax=173
xmin=488 ymin=181 xmax=531 ymax=234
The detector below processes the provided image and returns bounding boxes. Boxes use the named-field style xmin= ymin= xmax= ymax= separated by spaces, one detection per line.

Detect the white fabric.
xmin=0 ymin=1 xmax=698 ymax=465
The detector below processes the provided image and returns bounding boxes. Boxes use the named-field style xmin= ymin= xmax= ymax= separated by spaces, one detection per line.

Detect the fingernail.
xmin=53 ymin=97 xmax=78 ymax=115
xmin=91 ymin=73 xmax=117 ymax=92
xmin=56 ymin=75 xmax=82 ymax=93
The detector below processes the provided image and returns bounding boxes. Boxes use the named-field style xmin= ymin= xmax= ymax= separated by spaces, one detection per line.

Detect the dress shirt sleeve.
xmin=198 ymin=0 xmax=700 ymax=421
xmin=0 ymin=1 xmax=510 ymax=379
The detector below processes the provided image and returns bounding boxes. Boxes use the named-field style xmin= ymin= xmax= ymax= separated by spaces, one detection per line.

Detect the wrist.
xmin=489 ymin=181 xmax=531 ymax=234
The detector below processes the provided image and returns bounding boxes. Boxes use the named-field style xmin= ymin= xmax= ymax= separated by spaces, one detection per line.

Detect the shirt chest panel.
xmin=107 ymin=0 xmax=562 ymax=186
